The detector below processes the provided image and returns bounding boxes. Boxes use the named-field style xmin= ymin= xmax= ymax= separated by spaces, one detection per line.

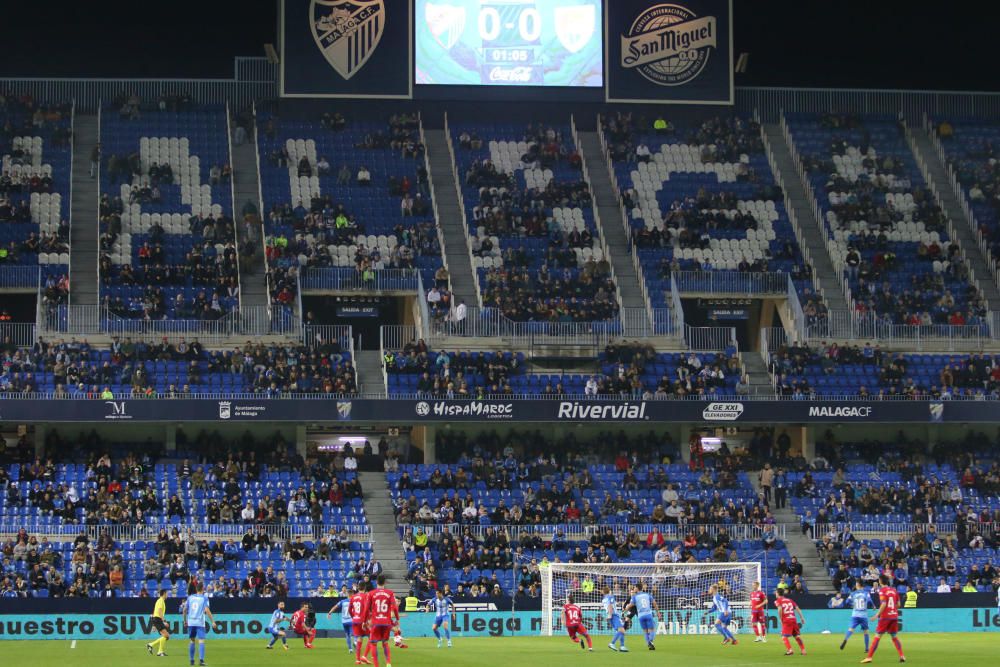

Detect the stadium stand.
xmin=390 ymin=431 xmax=800 ymax=598
xmin=450 ymin=120 xmax=619 ymax=321
xmin=602 ymin=113 xmax=818 ymax=310
xmin=792 ymin=436 xmax=1000 ymax=595
xmin=0 ymin=95 xmax=72 ymax=297
xmin=932 ymin=117 xmax=1000 ymax=269
xmin=385 ymin=339 xmax=744 ymax=398
xmin=0 ymin=437 xmax=370 ymax=598
xmin=0 ymin=337 xmax=356 ymax=397
xmin=256 ymin=111 xmax=442 ymax=314
xmin=785 ymin=113 xmax=987 ymax=327
xmin=766 ymin=341 xmax=1000 ymax=399
xmin=98 ymin=99 xmax=239 ymax=321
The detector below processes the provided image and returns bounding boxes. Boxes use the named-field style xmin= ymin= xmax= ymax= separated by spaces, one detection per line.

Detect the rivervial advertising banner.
xmin=606 ymin=0 xmax=733 ymax=104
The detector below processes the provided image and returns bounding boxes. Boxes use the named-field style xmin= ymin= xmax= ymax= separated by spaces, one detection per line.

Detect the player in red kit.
xmin=861 ymin=575 xmax=905 ymax=664
xmin=563 ymin=593 xmax=593 ymax=651
xmin=290 ymin=603 xmax=316 ymax=648
xmin=774 ymin=585 xmax=806 ymax=656
xmin=750 ymin=581 xmax=768 ymax=642
xmin=366 ymin=574 xmax=400 ymax=667
xmin=350 ymin=583 xmax=372 ymax=665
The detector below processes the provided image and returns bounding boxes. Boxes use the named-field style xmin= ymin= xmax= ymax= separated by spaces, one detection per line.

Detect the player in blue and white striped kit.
xmin=841 ymin=580 xmax=873 ymax=653
xmin=602 ymin=586 xmax=628 ymax=652
xmin=429 ymin=589 xmax=454 ymax=648
xmin=708 ymin=584 xmax=738 ymax=645
xmin=326 ymin=588 xmax=355 ymax=652
xmin=265 ymin=600 xmax=289 ymax=650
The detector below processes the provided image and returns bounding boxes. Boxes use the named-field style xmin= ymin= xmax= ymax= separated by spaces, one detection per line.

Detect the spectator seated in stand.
xmin=98 ymin=98 xmax=238 ymax=320
xmin=258 ymin=111 xmax=442 ymax=315
xmin=0 ymin=336 xmax=356 ymax=397
xmin=0 ymin=435 xmax=370 ymax=598
xmin=786 ymin=112 xmax=986 ymax=328
xmin=0 ymin=94 xmax=72 ymax=300
xmin=768 ymin=340 xmax=1000 ymax=399
xmin=603 ymin=112 xmax=819 ymax=314
xmin=382 ymin=339 xmax=744 ymax=399
xmin=789 ymin=435 xmax=1000 ymax=595
xmin=391 ymin=431 xmax=801 ymax=595
xmin=451 ymin=120 xmax=618 ymax=322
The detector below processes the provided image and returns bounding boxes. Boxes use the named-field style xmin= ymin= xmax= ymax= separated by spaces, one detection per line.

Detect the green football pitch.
xmin=0 ymin=634 xmax=992 ymax=667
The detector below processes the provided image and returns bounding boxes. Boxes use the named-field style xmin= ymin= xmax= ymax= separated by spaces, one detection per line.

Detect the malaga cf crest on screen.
xmin=310 ymin=0 xmax=386 ymax=80
xmin=424 ymin=2 xmax=467 ymax=50
xmin=554 ymin=4 xmax=597 ymax=54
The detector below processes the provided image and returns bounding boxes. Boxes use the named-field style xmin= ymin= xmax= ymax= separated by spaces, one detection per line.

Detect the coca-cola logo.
xmin=489 ymin=66 xmax=533 ymax=82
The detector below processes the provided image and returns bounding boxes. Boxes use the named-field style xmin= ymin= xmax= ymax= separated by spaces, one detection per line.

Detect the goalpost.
xmin=540 ymin=562 xmax=761 ymax=637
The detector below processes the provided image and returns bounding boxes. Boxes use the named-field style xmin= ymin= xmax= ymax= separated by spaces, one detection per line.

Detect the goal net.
xmin=540 ymin=562 xmax=760 ymax=637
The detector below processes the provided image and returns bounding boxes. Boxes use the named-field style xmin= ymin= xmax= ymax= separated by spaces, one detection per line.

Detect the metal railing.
xmin=811 ymin=522 xmax=963 ymax=540
xmin=0 ymin=322 xmax=36 ymax=346
xmin=684 ymin=325 xmax=737 ymax=352
xmin=427 ymin=305 xmax=673 ymax=345
xmin=0 ymin=266 xmax=41 ymax=289
xmin=302 ymin=324 xmax=352 ymax=350
xmin=381 ymin=324 xmax=420 ymax=353
xmin=804 ymin=311 xmax=987 ymax=350
xmin=300 ymin=267 xmax=421 ymax=292
xmin=443 ymin=112 xmax=484 ymax=309
xmin=786 ymin=275 xmax=808 ymax=341
xmin=39 ymin=304 xmax=298 ymax=342
xmin=672 ymin=270 xmax=790 ymax=295
xmin=739 ymin=86 xmax=1000 ymax=124
xmin=0 ymin=522 xmax=370 ymax=543
xmin=404 ymin=522 xmax=786 ymax=542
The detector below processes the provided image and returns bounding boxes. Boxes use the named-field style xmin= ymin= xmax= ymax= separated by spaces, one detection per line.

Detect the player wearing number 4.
xmin=601 ymin=586 xmax=628 ymax=652
xmin=774 ymin=585 xmax=806 ymax=656
xmin=861 ymin=575 xmax=905 ymax=664
xmin=562 ymin=593 xmax=593 ymax=652
xmin=429 ymin=589 xmax=454 ymax=648
xmin=708 ymin=584 xmax=737 ymax=645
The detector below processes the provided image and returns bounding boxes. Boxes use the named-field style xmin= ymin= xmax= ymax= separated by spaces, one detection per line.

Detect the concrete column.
xmin=295 ymin=425 xmax=308 ymax=457
xmin=422 ymin=426 xmax=436 ymax=464
xmin=34 ymin=427 xmax=45 ymax=458
xmin=800 ymin=426 xmax=815 ymax=461
xmin=165 ymin=424 xmax=177 ymax=455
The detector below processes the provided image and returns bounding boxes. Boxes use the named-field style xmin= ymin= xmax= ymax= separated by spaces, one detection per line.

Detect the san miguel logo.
xmin=621 ymin=3 xmax=717 ymax=86
xmin=311 ymin=0 xmax=385 ymax=80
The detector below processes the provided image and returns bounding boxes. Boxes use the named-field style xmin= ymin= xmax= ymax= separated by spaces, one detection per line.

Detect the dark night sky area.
xmin=0 ymin=1 xmax=996 ymax=92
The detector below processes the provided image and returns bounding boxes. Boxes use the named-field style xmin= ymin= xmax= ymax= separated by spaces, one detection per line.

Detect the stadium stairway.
xmin=424 ymin=129 xmax=480 ymax=308
xmin=762 ymin=125 xmax=848 ymax=313
xmin=70 ymin=114 xmax=100 ymax=306
xmin=909 ymin=128 xmax=1000 ymax=308
xmin=577 ymin=131 xmax=647 ymax=309
xmin=357 ymin=471 xmax=409 ymax=586
xmin=740 ymin=352 xmax=777 ymax=396
xmin=749 ymin=473 xmax=835 ymax=594
xmin=229 ymin=116 xmax=268 ymax=308
xmin=355 ymin=349 xmax=387 ymax=397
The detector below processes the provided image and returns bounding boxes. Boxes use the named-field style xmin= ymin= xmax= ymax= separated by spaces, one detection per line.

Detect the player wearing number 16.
xmin=861 ymin=575 xmax=905 ymax=664
xmin=366 ymin=574 xmax=400 ymax=667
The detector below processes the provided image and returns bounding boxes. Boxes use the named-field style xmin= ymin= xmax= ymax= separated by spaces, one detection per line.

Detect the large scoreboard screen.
xmin=415 ymin=0 xmax=603 ymax=87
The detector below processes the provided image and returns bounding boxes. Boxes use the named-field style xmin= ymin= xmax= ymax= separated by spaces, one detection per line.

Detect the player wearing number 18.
xmin=861 ymin=575 xmax=905 ymax=664
xmin=562 ymin=593 xmax=593 ymax=652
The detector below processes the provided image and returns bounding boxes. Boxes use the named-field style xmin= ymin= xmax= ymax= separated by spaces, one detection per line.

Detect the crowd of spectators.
xmin=768 ymin=340 xmax=1000 ymax=399
xmin=455 ymin=121 xmax=618 ymax=322
xmin=259 ymin=111 xmax=440 ymax=312
xmin=791 ymin=112 xmax=987 ymax=326
xmin=0 ymin=336 xmax=356 ymax=397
